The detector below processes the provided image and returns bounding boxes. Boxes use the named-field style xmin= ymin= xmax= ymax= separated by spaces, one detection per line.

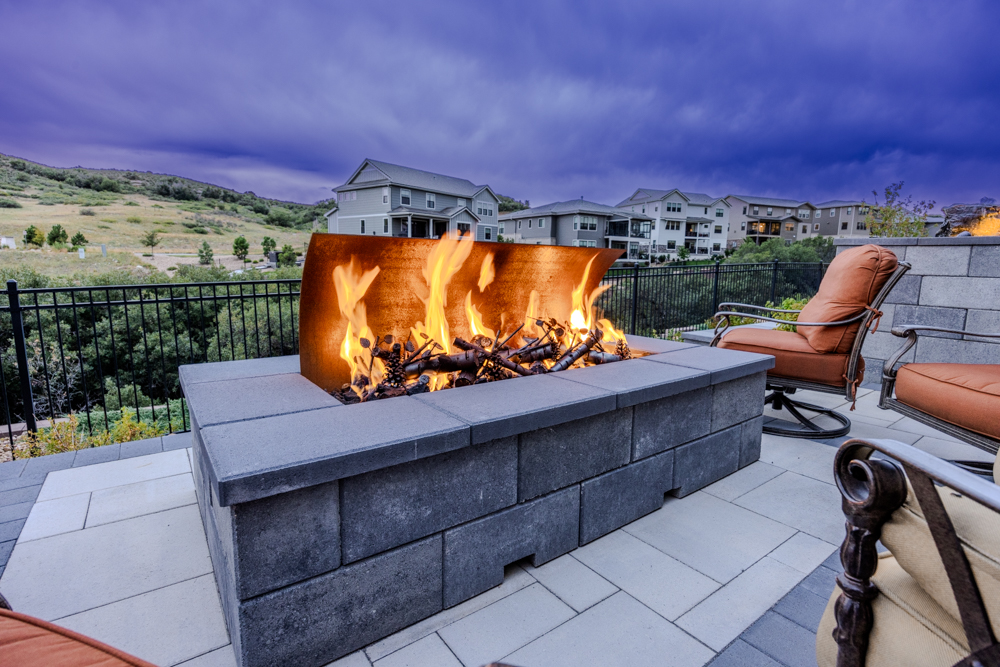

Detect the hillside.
xmin=0 ymin=152 xmax=335 ymax=278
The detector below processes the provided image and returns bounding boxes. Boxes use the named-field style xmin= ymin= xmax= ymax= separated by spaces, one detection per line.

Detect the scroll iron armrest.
xmin=711 ymin=310 xmax=867 ymax=346
xmin=883 ymin=326 xmax=1000 ymax=380
xmin=717 ymin=301 xmax=803 ymax=315
xmin=890 ymin=325 xmax=1000 ymax=339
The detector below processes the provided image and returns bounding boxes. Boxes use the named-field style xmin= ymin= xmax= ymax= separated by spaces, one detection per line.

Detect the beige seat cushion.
xmin=817 ymin=553 xmax=968 ymax=667
xmin=798 ymin=244 xmax=898 ymax=354
xmin=718 ymin=327 xmax=863 ymax=387
xmin=895 ymin=363 xmax=1000 ymax=440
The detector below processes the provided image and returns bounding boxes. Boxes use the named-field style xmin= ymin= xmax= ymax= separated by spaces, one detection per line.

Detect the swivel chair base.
xmin=763 ymin=388 xmax=851 ymax=439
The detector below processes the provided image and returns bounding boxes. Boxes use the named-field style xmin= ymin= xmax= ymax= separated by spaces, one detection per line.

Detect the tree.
xmin=677 ymin=246 xmax=690 ymax=261
xmin=277 ymin=244 xmax=297 ymax=267
xmin=233 ymin=235 xmax=249 ymax=266
xmin=198 ymin=241 xmax=214 ymax=265
xmin=864 ymin=182 xmax=935 ymax=238
xmin=70 ymin=232 xmax=88 ymax=247
xmin=47 ymin=224 xmax=68 ymax=246
xmin=725 ymin=237 xmax=834 ymax=264
xmin=140 ymin=230 xmax=161 ymax=256
xmin=261 ymin=236 xmax=276 ymax=258
xmin=24 ymin=225 xmax=45 ymax=247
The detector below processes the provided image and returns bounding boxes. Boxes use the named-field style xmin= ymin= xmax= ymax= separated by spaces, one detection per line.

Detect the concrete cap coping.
xmin=643 ymin=346 xmax=774 ymax=383
xmin=179 ymin=355 xmax=300 ymax=385
xmin=557 ymin=358 xmax=711 ymax=409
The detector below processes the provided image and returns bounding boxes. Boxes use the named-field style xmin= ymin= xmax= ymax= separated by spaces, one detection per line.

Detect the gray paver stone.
xmin=0 ymin=518 xmax=26 ymax=543
xmin=903 ymin=244 xmax=971 ymax=276
xmin=518 ymin=408 xmax=631 ymax=501
xmin=0 ymin=459 xmax=27 ymax=479
xmin=0 ymin=484 xmax=42 ymax=506
xmin=443 ymin=486 xmax=580 ymax=607
xmin=558 ymin=358 xmax=709 ymax=409
xmin=742 ymin=610 xmax=819 ymax=667
xmin=773 ymin=584 xmax=831 ymax=632
xmin=0 ymin=473 xmax=47 ymax=493
xmin=970 ymin=246 xmax=1000 ymax=277
xmin=712 ymin=372 xmax=766 ymax=431
xmin=0 ymin=540 xmax=13 ymax=565
xmin=238 ymin=535 xmax=443 ymax=667
xmin=179 ymin=355 xmax=300 ymax=385
xmin=632 ymin=386 xmax=712 ymax=460
xmin=232 ymin=479 xmax=341 ymax=599
xmin=915 ymin=335 xmax=1000 ymax=365
xmin=739 ymin=416 xmax=764 ymax=468
xmin=185 ymin=373 xmax=341 ymax=428
xmin=0 ymin=501 xmax=33 ymax=524
xmin=72 ymin=444 xmax=121 ymax=467
xmin=580 ymin=449 xmax=674 ymax=544
xmin=162 ymin=432 xmax=193 ymax=451
xmin=706 ymin=639 xmax=782 ymax=667
xmin=644 ymin=346 xmax=774 ymax=383
xmin=672 ymin=425 xmax=742 ymax=497
xmin=883 ymin=274 xmax=921 ymax=305
xmin=341 ymin=437 xmax=516 ymax=563
xmin=626 ymin=334 xmax=698 ymax=354
xmin=799 ymin=564 xmax=839 ymax=598
xmin=21 ymin=450 xmax=76 ymax=476
xmin=892 ymin=305 xmax=967 ymax=338
xmin=120 ymin=437 xmax=163 ymax=459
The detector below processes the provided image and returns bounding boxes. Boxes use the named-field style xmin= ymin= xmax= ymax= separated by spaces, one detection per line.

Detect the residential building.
xmin=498 ymin=200 xmax=654 ymax=259
xmin=726 ymin=195 xmax=816 ymax=247
xmin=616 ymin=189 xmax=730 ymax=258
xmin=810 ymin=200 xmax=871 ymax=239
xmin=328 ymin=159 xmax=500 ymax=242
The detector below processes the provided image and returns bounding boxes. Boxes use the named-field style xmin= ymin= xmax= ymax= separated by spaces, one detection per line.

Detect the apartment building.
xmin=809 ymin=200 xmax=871 ymax=238
xmin=498 ymin=200 xmax=654 ymax=259
xmin=616 ymin=189 xmax=730 ymax=258
xmin=328 ymin=159 xmax=500 ymax=242
xmin=727 ymin=196 xmax=871 ymax=246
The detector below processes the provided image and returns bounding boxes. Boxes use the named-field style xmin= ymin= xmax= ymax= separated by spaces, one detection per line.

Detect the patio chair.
xmin=0 ymin=592 xmax=156 ymax=667
xmin=879 ymin=325 xmax=1000 ymax=476
xmin=817 ymin=438 xmax=1000 ymax=667
xmin=711 ymin=244 xmax=910 ymax=438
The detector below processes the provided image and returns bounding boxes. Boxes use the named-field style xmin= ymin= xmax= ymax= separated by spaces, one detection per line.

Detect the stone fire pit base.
xmin=181 ymin=337 xmax=773 ymax=667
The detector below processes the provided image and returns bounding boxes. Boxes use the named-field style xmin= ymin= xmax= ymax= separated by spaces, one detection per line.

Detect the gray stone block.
xmin=706 ymin=639 xmax=781 ymax=667
xmin=774 ymin=585 xmax=830 ymax=633
xmin=0 ymin=483 xmax=41 ymax=507
xmin=799 ymin=565 xmax=839 ymax=598
xmin=861 ymin=329 xmax=914 ymax=362
xmin=625 ymin=334 xmax=698 ymax=354
xmin=0 ymin=540 xmax=13 ymax=565
xmin=184 ymin=373 xmax=341 ymax=428
xmin=0 ymin=459 xmax=27 ymax=480
xmin=518 ymin=408 xmax=632 ymax=502
xmin=711 ymin=372 xmax=766 ymax=432
xmin=340 ymin=437 xmax=517 ymax=563
xmin=558 ymin=358 xmax=710 ymax=409
xmin=632 ymin=387 xmax=712 ymax=460
xmin=892 ymin=305 xmax=966 ymax=338
xmin=914 ymin=336 xmax=1000 ymax=365
xmin=178 ymin=355 xmax=300 ymax=385
xmin=0 ymin=501 xmax=33 ymax=524
xmin=916 ymin=236 xmax=1000 ymax=246
xmin=644 ymin=346 xmax=774 ymax=383
xmin=883 ymin=274 xmax=921 ymax=305
xmin=0 ymin=473 xmax=47 ymax=493
xmin=739 ymin=416 xmax=764 ymax=468
xmin=162 ymin=432 xmax=192 ymax=451
xmin=580 ymin=450 xmax=674 ymax=544
xmin=443 ymin=486 xmax=579 ymax=607
xmin=0 ymin=518 xmax=26 ymax=543
xmin=672 ymin=425 xmax=742 ymax=497
xmin=231 ymin=480 xmax=342 ymax=599
xmin=902 ymin=244 xmax=970 ymax=276
xmin=742 ymin=611 xmax=818 ymax=667
xmin=414 ymin=373 xmax=615 ymax=445
xmin=198 ymin=396 xmax=470 ymax=506
xmin=238 ymin=536 xmax=443 ymax=667
xmin=21 ymin=450 xmax=76 ymax=476
xmin=120 ymin=437 xmax=163 ymax=459
xmin=966 ymin=310 xmax=1000 ymax=340
xmin=72 ymin=444 xmax=120 ymax=467
xmin=862 ymin=358 xmax=886 ymax=385
xmin=970 ymin=246 xmax=1000 ymax=277
xmin=920 ymin=276 xmax=1000 ymax=309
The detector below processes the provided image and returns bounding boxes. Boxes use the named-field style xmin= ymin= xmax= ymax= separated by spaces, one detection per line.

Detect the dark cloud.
xmin=0 ymin=0 xmax=997 ymax=206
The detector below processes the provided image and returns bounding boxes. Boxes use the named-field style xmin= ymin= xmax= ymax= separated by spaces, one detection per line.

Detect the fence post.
xmin=711 ymin=257 xmax=721 ymax=314
xmin=6 ymin=280 xmax=36 ymax=433
xmin=817 ymin=261 xmax=825 ymax=291
xmin=630 ymin=263 xmax=640 ymax=335
xmin=769 ymin=258 xmax=779 ymax=304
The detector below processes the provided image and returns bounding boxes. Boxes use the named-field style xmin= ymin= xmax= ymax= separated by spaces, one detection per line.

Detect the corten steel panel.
xmin=299 ymin=234 xmax=623 ymax=392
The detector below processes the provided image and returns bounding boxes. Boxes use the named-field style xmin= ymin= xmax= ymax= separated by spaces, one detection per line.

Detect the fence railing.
xmin=1 ymin=260 xmax=825 ymax=450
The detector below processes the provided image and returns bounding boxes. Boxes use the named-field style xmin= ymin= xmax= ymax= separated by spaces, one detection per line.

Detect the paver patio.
xmin=0 ymin=387 xmax=991 ymax=667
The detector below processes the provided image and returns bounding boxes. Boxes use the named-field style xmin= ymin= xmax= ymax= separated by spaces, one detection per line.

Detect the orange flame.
xmin=478 ymin=253 xmax=495 ymax=292
xmin=598 ymin=318 xmax=627 ymax=344
xmin=569 ymin=256 xmax=611 ymax=332
xmin=464 ymin=291 xmax=496 ymax=340
xmin=969 ymin=214 xmax=1000 ymax=236
xmin=332 ymin=257 xmax=381 ymax=396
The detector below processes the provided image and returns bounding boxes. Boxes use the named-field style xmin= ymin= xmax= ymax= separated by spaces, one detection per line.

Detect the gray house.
xmin=498 ymin=200 xmax=654 ymax=259
xmin=328 ymin=159 xmax=500 ymax=242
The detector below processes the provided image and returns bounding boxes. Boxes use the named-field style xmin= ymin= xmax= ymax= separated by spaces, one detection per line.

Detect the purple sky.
xmin=1 ymin=1 xmax=997 ymax=208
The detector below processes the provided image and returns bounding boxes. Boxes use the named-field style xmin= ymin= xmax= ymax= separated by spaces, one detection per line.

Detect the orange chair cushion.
xmin=0 ymin=608 xmax=156 ymax=667
xmin=797 ymin=244 xmax=898 ymax=354
xmin=895 ymin=363 xmax=1000 ymax=440
xmin=718 ymin=327 xmax=862 ymax=388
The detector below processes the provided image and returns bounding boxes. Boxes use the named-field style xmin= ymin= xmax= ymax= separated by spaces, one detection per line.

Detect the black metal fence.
xmin=1 ymin=260 xmax=824 ymax=450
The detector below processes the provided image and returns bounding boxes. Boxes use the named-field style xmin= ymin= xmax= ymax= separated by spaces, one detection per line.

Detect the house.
xmin=810 ymin=200 xmax=871 ymax=239
xmin=616 ymin=189 xmax=730 ymax=258
xmin=726 ymin=195 xmax=816 ymax=247
xmin=498 ymin=200 xmax=655 ymax=259
xmin=328 ymin=159 xmax=500 ymax=242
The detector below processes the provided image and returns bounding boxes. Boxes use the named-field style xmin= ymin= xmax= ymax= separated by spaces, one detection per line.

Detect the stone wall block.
xmin=883 ymin=274 xmax=921 ymax=305
xmin=966 ymin=310 xmax=1000 ymax=340
xmin=672 ymin=425 xmax=742 ymax=497
xmin=891 ymin=305 xmax=966 ymax=338
xmin=341 ymin=438 xmax=517 ymax=563
xmin=579 ymin=450 xmax=674 ymax=544
xmin=632 ymin=387 xmax=712 ymax=460
xmin=969 ymin=246 xmax=1000 ymax=278
xmin=238 ymin=536 xmax=443 ymax=667
xmin=710 ymin=372 xmax=766 ymax=432
xmin=915 ymin=336 xmax=1000 ymax=365
xmin=739 ymin=416 xmax=764 ymax=468
xmin=920 ymin=277 xmax=1000 ymax=310
xmin=518 ymin=408 xmax=632 ymax=502
xmin=443 ymin=486 xmax=579 ymax=607
xmin=902 ymin=245 xmax=970 ymax=276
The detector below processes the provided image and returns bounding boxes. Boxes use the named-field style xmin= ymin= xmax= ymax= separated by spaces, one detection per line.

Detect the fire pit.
xmin=182 ymin=234 xmax=775 ymax=667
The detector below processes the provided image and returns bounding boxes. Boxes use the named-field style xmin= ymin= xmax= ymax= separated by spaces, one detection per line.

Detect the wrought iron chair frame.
xmin=709 ymin=261 xmax=911 ymax=439
xmin=831 ymin=438 xmax=1000 ymax=667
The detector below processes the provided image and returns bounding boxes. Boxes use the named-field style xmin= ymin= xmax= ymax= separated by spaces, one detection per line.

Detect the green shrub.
xmin=24 ymin=225 xmax=45 ymax=246
xmin=80 ymin=208 xmax=96 ymax=216
xmin=125 ymin=200 xmax=139 ymax=206
xmin=278 ymin=244 xmax=297 ymax=267
xmin=0 ymin=198 xmax=22 ymax=208
xmin=47 ymin=224 xmax=69 ymax=245
xmin=266 ymin=208 xmax=295 ymax=227
xmin=198 ymin=240 xmax=214 ymax=265
xmin=71 ymin=231 xmax=88 ymax=246
xmin=126 ymin=216 xmax=141 ymax=224
xmin=252 ymin=201 xmax=270 ymax=215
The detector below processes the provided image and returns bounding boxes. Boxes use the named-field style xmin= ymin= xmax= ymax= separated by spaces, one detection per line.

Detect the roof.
xmin=685 ymin=217 xmax=713 ymax=223
xmin=616 ymin=188 xmax=727 ymax=208
xmin=813 ymin=200 xmax=863 ymax=208
xmin=388 ymin=205 xmax=481 ymax=221
xmin=498 ymin=199 xmax=653 ymax=221
xmin=336 ymin=159 xmax=491 ymax=198
xmin=728 ymin=195 xmax=810 ymax=208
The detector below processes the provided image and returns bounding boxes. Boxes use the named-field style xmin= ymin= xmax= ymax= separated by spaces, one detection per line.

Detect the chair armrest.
xmin=714 ymin=310 xmax=865 ymax=328
xmin=716 ymin=302 xmax=803 ymax=315
xmin=882 ymin=325 xmax=1000 ymax=396
xmin=891 ymin=325 xmax=1000 ymax=339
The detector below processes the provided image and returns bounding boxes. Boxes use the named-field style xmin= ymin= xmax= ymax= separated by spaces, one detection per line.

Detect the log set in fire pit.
xmin=299 ymin=233 xmax=636 ymax=403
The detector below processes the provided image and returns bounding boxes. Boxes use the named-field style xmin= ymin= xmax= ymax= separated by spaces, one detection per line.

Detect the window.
xmin=713 ymin=243 xmax=721 ymax=252
xmin=704 ymin=207 xmax=708 ymax=214
xmin=573 ymin=216 xmax=579 ymax=231
xmin=753 ymin=206 xmax=759 ymax=215
xmin=667 ymin=241 xmax=676 ymax=250
xmin=426 ymin=193 xmax=435 ymax=209
xmin=499 ymin=224 xmax=505 ymax=234
xmin=383 ymin=219 xmax=388 ymax=233
xmin=574 ymin=239 xmax=597 ymax=248
xmin=714 ymin=225 xmax=723 ymax=234
xmin=654 ymin=206 xmax=658 ymax=212
xmin=382 ymin=187 xmax=389 ymax=204
xmin=361 ymin=220 xmax=365 ymax=234
xmin=517 ymin=220 xmax=522 ymax=229
xmin=860 ymin=206 xmax=870 ymax=215
xmin=786 ymin=222 xmax=794 ymax=232
xmin=641 ymin=206 xmax=645 ymax=214
xmin=457 ymin=223 xmax=470 ymax=234
xmin=847 ymin=207 xmax=853 ymax=215
xmin=785 ymin=208 xmax=791 ymax=215
xmin=458 ymin=198 xmax=466 ymax=208
xmin=401 ymin=189 xmax=411 ymax=205
xmin=715 ymin=208 xmax=724 ymax=218
xmin=841 ymin=221 xmax=848 ymax=230
xmin=813 ymin=223 xmax=820 ymax=231
xmin=857 ymin=220 xmax=867 ymax=230
xmin=741 ymin=221 xmax=746 ymax=231
xmin=800 ymin=225 xmax=807 ymax=234
xmin=484 ymin=227 xmax=492 ymax=240
xmin=538 ymin=218 xmax=545 ymax=228
xmin=767 ymin=207 xmax=773 ymax=216
xmin=579 ymin=216 xmax=598 ymax=231
xmin=665 ymin=220 xmax=680 ymax=230
xmin=815 ymin=209 xmax=823 ymax=218
xmin=665 ymin=202 xmax=682 ymax=213
xmin=742 ymin=206 xmax=747 ymax=214
xmin=830 ymin=209 xmax=836 ymax=217
xmin=528 ymin=219 xmax=532 ymax=228
xmin=476 ymin=201 xmax=494 ymax=217
xmin=798 ymin=209 xmax=809 ymax=219
xmin=697 ymin=247 xmax=708 ymax=255
xmin=337 ymin=191 xmax=357 ymax=202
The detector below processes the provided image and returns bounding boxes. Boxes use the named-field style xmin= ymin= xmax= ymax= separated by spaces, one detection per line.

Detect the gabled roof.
xmin=617 ymin=188 xmax=728 ymax=208
xmin=388 ymin=205 xmax=482 ymax=222
xmin=813 ymin=200 xmax=863 ymax=208
xmin=336 ymin=159 xmax=488 ymax=198
xmin=728 ymin=194 xmax=811 ymax=208
xmin=498 ymin=199 xmax=653 ymax=221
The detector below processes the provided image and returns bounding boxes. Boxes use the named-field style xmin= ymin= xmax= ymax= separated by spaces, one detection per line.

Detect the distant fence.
xmin=1 ymin=260 xmax=824 ymax=449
